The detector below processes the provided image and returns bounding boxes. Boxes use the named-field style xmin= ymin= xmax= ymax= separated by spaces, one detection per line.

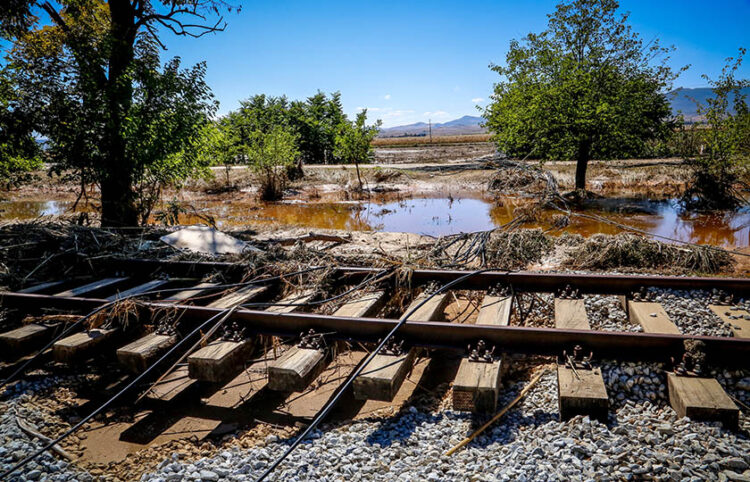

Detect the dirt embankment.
xmin=2 ymin=141 xmax=695 ymax=205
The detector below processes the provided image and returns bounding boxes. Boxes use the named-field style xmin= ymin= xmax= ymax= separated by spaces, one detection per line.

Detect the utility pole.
xmin=428 ymin=119 xmax=432 ymax=143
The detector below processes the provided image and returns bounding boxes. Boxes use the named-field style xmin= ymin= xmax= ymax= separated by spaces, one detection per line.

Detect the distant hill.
xmin=378 ymin=87 xmax=750 ymax=138
xmin=669 ymin=87 xmax=750 ymax=122
xmin=378 ymin=115 xmax=486 ymax=138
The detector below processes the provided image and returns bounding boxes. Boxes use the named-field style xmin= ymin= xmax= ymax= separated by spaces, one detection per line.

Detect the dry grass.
xmin=486 ymin=229 xmax=554 ymax=270
xmin=563 ymin=232 xmax=734 ymax=274
xmin=372 ymin=133 xmax=492 ymax=147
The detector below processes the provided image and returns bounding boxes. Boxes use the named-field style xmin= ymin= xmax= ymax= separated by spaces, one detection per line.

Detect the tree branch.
xmin=134 ymin=3 xmax=228 ymax=45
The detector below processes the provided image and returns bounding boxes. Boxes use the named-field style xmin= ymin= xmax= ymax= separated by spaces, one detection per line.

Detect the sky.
xmin=145 ymin=1 xmax=746 ymax=127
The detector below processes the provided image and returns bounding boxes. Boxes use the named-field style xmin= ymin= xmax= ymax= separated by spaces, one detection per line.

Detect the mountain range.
xmin=378 ymin=115 xmax=486 ymax=137
xmin=377 ymin=87 xmax=750 ymax=137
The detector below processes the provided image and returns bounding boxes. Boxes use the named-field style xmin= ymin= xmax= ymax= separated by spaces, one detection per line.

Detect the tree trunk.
xmin=101 ymin=0 xmax=138 ymax=227
xmin=354 ymin=160 xmax=363 ymax=191
xmin=575 ymin=139 xmax=591 ymax=191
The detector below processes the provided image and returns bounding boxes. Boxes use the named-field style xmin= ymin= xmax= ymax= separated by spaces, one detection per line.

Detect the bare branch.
xmin=134 ymin=1 xmax=231 ymax=40
xmin=154 ymin=15 xmax=226 ymax=39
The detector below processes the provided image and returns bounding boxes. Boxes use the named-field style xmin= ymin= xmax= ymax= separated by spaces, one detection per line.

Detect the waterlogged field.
xmin=2 ymin=195 xmax=749 ymax=248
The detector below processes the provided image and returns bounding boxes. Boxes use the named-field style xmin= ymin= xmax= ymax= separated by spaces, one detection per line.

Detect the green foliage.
xmin=0 ymin=64 xmax=41 ymax=189
xmin=194 ymin=120 xmax=241 ymax=186
xmin=484 ymin=0 xmax=682 ymax=190
xmin=334 ymin=110 xmax=381 ymax=190
xmin=6 ymin=2 xmax=219 ymax=223
xmin=245 ymin=125 xmax=300 ymax=201
xmin=1 ymin=0 xmax=230 ymax=226
xmin=127 ymin=57 xmax=218 ymax=223
xmin=289 ymin=91 xmax=346 ymax=164
xmin=334 ymin=110 xmax=381 ymax=164
xmin=223 ymin=91 xmax=355 ymax=165
xmin=232 ymin=94 xmax=292 ymax=135
xmin=684 ymin=49 xmax=750 ymax=209
xmin=0 ymin=153 xmax=42 ymax=190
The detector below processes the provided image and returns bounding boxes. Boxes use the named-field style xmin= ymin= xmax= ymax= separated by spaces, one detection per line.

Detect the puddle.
xmin=1 ymin=195 xmax=749 ymax=248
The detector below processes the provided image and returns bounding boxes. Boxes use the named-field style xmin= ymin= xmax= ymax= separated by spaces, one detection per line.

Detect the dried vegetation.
xmin=485 ymin=229 xmax=554 ymax=270
xmin=563 ymin=232 xmax=734 ymax=274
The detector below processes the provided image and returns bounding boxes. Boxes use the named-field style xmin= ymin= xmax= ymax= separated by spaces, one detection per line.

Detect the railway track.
xmin=1 ymin=260 xmax=749 ymax=477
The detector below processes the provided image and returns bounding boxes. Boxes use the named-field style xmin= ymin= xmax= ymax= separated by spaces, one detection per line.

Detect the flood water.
xmin=1 ymin=195 xmax=749 ymax=248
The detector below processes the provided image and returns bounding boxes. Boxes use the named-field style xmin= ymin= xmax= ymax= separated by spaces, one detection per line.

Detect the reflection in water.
xmin=1 ymin=196 xmax=749 ymax=248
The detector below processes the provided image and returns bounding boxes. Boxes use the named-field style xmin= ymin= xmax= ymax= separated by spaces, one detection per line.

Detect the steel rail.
xmin=335 ymin=267 xmax=750 ymax=296
xmin=100 ymin=259 xmax=750 ymax=296
xmin=2 ymin=291 xmax=749 ymax=365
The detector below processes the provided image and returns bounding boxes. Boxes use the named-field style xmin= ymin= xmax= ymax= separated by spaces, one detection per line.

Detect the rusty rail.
xmin=336 ymin=267 xmax=750 ymax=296
xmin=2 ymin=291 xmax=748 ymax=366
xmin=101 ymin=259 xmax=750 ymax=296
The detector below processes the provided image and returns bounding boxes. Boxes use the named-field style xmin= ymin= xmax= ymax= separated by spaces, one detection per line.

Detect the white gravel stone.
xmin=138 ymin=364 xmax=749 ymax=481
xmin=0 ymin=377 xmax=92 ymax=482
xmin=650 ymin=288 xmax=734 ymax=337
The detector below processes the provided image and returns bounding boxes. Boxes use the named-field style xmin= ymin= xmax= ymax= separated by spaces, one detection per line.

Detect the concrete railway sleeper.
xmin=1 ymin=265 xmax=749 ymax=479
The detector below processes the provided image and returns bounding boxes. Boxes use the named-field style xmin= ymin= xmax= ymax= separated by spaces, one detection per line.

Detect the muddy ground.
xmin=0 ymin=202 xmax=747 ymax=480
xmin=2 ymin=143 xmax=693 ymax=205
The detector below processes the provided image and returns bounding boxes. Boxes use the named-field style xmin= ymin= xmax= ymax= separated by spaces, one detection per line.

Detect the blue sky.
xmin=155 ymin=1 xmax=746 ymax=126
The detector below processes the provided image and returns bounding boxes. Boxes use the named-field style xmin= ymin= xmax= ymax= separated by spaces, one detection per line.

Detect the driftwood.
xmin=275 ymin=233 xmax=351 ymax=246
xmin=15 ymin=414 xmax=75 ymax=461
xmin=22 ymin=314 xmax=81 ymax=326
xmin=445 ymin=366 xmax=551 ymax=456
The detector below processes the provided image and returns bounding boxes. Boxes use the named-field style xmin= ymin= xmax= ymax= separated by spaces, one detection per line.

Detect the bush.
xmin=683 ymin=49 xmax=750 ymax=210
xmin=246 ymin=125 xmax=299 ymax=201
xmin=0 ymin=153 xmax=41 ymax=190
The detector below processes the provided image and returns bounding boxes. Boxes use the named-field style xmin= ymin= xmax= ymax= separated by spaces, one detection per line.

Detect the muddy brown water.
xmin=1 ymin=195 xmax=749 ymax=248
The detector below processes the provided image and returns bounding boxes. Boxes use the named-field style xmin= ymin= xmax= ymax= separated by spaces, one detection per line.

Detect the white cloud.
xmin=423 ymin=110 xmax=450 ymax=119
xmin=382 ymin=109 xmax=414 ymax=118
xmin=356 ymin=106 xmax=392 ymax=113
xmin=471 ymin=97 xmax=484 ymax=103
xmin=384 ymin=94 xmax=391 ymax=100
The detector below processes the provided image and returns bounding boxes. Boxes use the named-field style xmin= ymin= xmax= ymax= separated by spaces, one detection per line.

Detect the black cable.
xmin=254 ymin=267 xmax=495 ymax=482
xmin=1 ymin=266 xmax=326 ymax=387
xmin=0 ymin=303 xmax=241 ymax=479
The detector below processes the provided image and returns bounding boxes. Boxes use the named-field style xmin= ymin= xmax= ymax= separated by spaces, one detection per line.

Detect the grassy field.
xmin=372 ymin=133 xmax=492 ymax=147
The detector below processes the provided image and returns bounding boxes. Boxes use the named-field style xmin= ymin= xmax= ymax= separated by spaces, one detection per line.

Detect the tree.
xmin=224 ymin=91 xmax=353 ymax=167
xmin=245 ymin=125 xmax=299 ymax=201
xmin=334 ymin=110 xmax=381 ymax=190
xmin=288 ymin=91 xmax=347 ymax=164
xmin=2 ymin=0 xmax=235 ymax=226
xmin=684 ymin=49 xmax=749 ymax=209
xmin=0 ymin=64 xmax=42 ymax=190
xmin=233 ymin=94 xmax=291 ymax=135
xmin=194 ymin=119 xmax=242 ymax=187
xmin=128 ymin=58 xmax=218 ymax=224
xmin=484 ymin=0 xmax=682 ymax=193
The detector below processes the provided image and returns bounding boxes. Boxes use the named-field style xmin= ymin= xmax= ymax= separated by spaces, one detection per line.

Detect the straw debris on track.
xmin=486 ymin=229 xmax=554 ymax=270
xmin=563 ymin=232 xmax=734 ymax=274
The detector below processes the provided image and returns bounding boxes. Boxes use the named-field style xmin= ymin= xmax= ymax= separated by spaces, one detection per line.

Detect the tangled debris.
xmin=488 ymin=167 xmax=547 ymax=193
xmin=563 ymin=232 xmax=734 ymax=274
xmin=486 ymin=229 xmax=554 ymax=270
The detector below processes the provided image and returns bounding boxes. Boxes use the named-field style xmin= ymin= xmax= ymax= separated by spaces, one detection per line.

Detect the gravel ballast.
xmin=139 ymin=367 xmax=750 ymax=482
